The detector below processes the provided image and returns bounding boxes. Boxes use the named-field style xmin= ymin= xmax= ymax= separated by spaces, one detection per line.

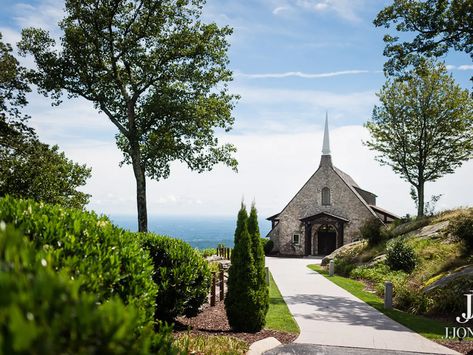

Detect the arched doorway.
xmin=317 ymin=224 xmax=337 ymax=255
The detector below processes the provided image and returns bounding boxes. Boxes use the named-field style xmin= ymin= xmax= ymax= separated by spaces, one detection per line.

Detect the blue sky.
xmin=1 ymin=0 xmax=472 ymax=219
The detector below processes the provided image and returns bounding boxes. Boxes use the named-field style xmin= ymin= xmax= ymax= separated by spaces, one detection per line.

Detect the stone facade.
xmin=267 ymin=119 xmax=397 ymax=256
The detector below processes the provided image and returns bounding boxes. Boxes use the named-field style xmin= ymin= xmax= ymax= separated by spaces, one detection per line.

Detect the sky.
xmin=1 ymin=0 xmax=472 ymax=221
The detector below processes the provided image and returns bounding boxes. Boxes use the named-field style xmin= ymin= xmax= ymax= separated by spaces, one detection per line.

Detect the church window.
xmin=322 ymin=187 xmax=331 ymax=205
xmin=292 ymin=233 xmax=300 ymax=245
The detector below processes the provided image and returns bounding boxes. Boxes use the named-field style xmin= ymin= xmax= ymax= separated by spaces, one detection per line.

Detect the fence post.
xmin=329 ymin=260 xmax=334 ymax=277
xmin=219 ymin=270 xmax=225 ymax=301
xmin=384 ymin=281 xmax=393 ymax=309
xmin=210 ymin=272 xmax=216 ymax=306
xmin=226 ymin=248 xmax=230 ymax=260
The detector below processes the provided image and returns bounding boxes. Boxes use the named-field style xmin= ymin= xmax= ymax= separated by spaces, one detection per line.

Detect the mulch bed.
xmin=174 ymin=300 xmax=297 ymax=346
xmin=435 ymin=340 xmax=473 ymax=355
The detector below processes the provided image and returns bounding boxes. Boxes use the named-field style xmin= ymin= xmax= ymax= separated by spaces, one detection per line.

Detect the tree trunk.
xmin=130 ymin=145 xmax=148 ymax=232
xmin=417 ymin=182 xmax=424 ymax=218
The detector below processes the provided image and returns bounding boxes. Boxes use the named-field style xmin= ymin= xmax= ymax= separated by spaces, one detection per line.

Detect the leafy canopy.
xmin=0 ymin=33 xmax=30 ymax=124
xmin=374 ymin=0 xmax=473 ymax=82
xmin=0 ymin=141 xmax=92 ymax=209
xmin=0 ymin=33 xmax=91 ymax=209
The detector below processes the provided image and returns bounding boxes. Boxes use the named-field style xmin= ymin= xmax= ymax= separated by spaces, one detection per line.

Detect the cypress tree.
xmin=225 ymin=203 xmax=265 ymax=331
xmin=247 ymin=203 xmax=269 ymax=324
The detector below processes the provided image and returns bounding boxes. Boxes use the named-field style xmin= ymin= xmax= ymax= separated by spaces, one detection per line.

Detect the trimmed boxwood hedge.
xmin=0 ymin=196 xmax=157 ymax=324
xmin=0 ymin=223 xmax=176 ymax=355
xmin=140 ymin=234 xmax=211 ymax=322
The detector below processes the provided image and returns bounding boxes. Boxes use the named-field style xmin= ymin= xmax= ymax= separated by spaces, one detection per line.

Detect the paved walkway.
xmin=266 ymin=257 xmax=457 ymax=354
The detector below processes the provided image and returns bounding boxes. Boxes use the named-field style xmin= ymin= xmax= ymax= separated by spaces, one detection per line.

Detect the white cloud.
xmin=272 ymin=6 xmax=291 ymax=15
xmin=313 ymin=3 xmax=329 ymax=11
xmin=59 ymin=125 xmax=473 ymax=219
xmin=0 ymin=27 xmax=22 ymax=45
xmin=234 ymin=86 xmax=377 ymax=112
xmin=236 ymin=69 xmax=378 ymax=79
xmin=446 ymin=64 xmax=473 ymax=71
xmin=13 ymin=0 xmax=64 ymax=32
xmin=293 ymin=0 xmax=369 ymax=22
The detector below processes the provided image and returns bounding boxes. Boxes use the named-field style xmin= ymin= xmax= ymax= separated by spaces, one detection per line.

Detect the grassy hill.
xmin=323 ymin=208 xmax=473 ymax=319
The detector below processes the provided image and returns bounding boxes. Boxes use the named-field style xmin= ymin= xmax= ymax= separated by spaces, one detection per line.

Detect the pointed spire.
xmin=322 ymin=111 xmax=331 ymax=155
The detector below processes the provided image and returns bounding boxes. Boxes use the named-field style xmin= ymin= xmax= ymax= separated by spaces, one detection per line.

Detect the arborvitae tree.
xmin=247 ymin=203 xmax=269 ymax=319
xmin=233 ymin=202 xmax=248 ymax=245
xmin=225 ymin=203 xmax=265 ymax=332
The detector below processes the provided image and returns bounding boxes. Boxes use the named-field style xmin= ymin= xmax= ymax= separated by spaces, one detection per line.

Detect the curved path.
xmin=266 ymin=257 xmax=457 ymax=354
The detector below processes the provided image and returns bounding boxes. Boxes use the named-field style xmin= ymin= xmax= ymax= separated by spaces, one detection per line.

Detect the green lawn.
xmin=265 ymin=273 xmax=300 ymax=334
xmin=308 ymin=264 xmax=458 ymax=340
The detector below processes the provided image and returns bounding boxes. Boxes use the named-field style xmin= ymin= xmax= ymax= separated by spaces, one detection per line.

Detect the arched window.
xmin=322 ymin=187 xmax=331 ymax=206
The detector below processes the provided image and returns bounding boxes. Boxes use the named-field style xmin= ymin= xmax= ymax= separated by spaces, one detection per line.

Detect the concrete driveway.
xmin=266 ymin=257 xmax=457 ymax=354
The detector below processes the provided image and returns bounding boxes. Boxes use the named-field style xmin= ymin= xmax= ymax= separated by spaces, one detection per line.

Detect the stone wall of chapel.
xmin=269 ymin=163 xmax=376 ymax=255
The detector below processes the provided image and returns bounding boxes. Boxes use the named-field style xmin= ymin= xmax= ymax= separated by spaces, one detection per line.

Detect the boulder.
xmin=424 ymin=265 xmax=473 ymax=293
xmin=368 ymin=254 xmax=386 ymax=267
xmin=415 ymin=221 xmax=449 ymax=239
xmin=321 ymin=240 xmax=365 ymax=266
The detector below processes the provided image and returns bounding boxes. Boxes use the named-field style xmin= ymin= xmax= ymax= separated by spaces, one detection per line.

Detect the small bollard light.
xmin=384 ymin=281 xmax=393 ymax=309
xmin=329 ymin=260 xmax=334 ymax=277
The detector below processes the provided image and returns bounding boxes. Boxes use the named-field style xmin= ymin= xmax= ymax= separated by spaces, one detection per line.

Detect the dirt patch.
xmin=435 ymin=339 xmax=473 ymax=354
xmin=174 ymin=300 xmax=297 ymax=346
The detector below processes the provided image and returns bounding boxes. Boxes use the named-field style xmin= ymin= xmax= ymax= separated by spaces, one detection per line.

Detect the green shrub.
xmin=393 ymin=282 xmax=429 ymax=314
xmin=199 ymin=248 xmax=217 ymax=257
xmin=263 ymin=239 xmax=274 ymax=256
xmin=359 ymin=218 xmax=385 ymax=245
xmin=334 ymin=258 xmax=356 ymax=277
xmin=427 ymin=276 xmax=473 ymax=314
xmin=386 ymin=239 xmax=416 ymax=273
xmin=0 ymin=223 xmax=176 ymax=355
xmin=0 ymin=196 xmax=157 ymax=324
xmin=226 ymin=204 xmax=266 ymax=332
xmin=350 ymin=263 xmax=408 ymax=295
xmin=140 ymin=234 xmax=211 ymax=322
xmin=449 ymin=212 xmax=473 ymax=253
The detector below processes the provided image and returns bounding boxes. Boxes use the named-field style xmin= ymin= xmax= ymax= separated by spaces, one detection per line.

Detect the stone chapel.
xmin=266 ymin=116 xmax=398 ymax=256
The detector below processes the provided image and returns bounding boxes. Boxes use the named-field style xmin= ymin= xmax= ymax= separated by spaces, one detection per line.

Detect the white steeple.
xmin=322 ymin=112 xmax=331 ymax=155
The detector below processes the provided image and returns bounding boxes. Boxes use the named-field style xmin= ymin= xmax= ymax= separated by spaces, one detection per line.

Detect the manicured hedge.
xmin=0 ymin=196 xmax=157 ymax=324
xmin=140 ymin=234 xmax=211 ymax=322
xmin=0 ymin=223 xmax=176 ymax=355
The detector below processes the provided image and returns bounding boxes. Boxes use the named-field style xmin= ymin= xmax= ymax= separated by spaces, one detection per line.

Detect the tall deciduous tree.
xmin=374 ymin=0 xmax=473 ymax=82
xmin=365 ymin=61 xmax=473 ymax=217
xmin=19 ymin=0 xmax=238 ymax=232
